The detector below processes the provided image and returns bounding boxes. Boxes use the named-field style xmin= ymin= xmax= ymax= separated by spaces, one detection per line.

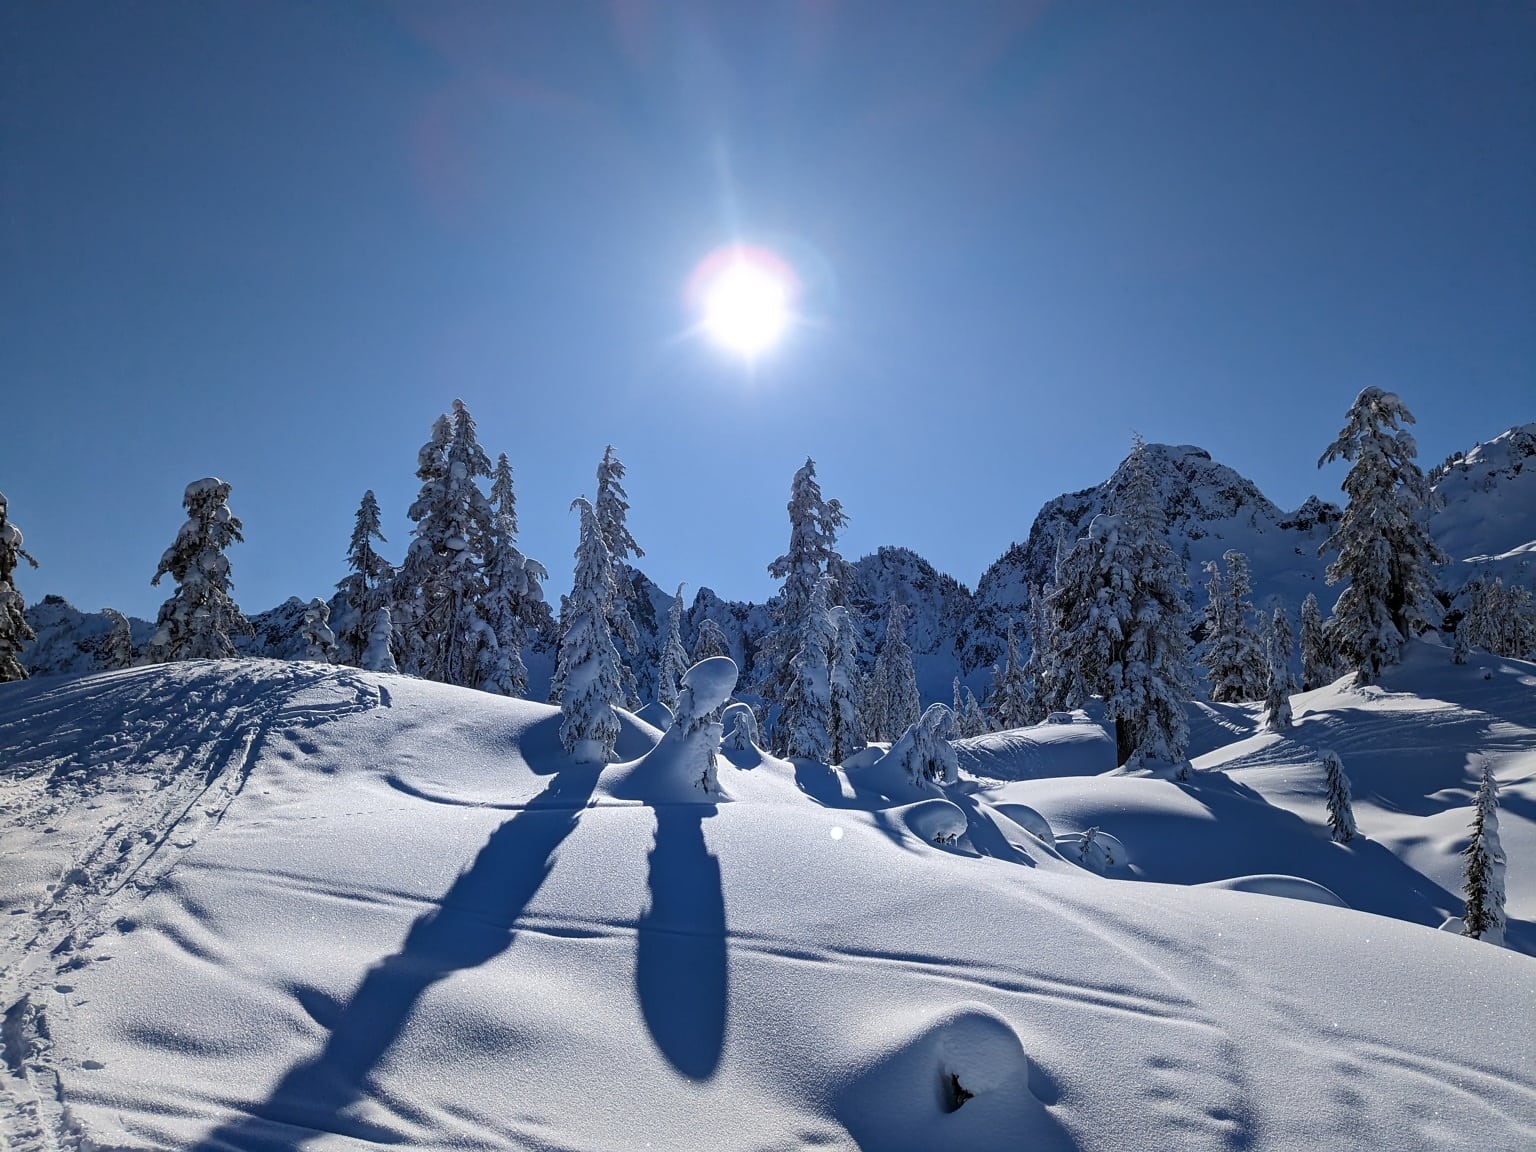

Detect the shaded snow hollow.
xmin=0 ymin=653 xmax=1533 ymax=1151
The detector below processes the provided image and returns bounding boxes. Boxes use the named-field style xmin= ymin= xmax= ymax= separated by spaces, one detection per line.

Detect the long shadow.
xmin=192 ymin=762 xmax=601 ymax=1150
xmin=635 ymin=804 xmax=727 ymax=1080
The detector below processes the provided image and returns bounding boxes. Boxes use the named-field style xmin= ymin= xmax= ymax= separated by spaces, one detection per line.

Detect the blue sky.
xmin=3 ymin=1 xmax=1532 ymax=621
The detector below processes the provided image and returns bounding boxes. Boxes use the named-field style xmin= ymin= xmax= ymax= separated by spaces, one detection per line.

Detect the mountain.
xmin=964 ymin=443 xmax=1340 ymax=670
xmin=18 ymin=595 xmax=152 ymax=677
xmin=1430 ymin=422 xmax=1536 ymax=587
xmin=1 ymin=651 xmax=1531 ymax=1149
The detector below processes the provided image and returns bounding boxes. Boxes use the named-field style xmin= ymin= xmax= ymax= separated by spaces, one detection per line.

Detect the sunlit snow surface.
xmin=2 ymin=653 xmax=1534 ymax=1150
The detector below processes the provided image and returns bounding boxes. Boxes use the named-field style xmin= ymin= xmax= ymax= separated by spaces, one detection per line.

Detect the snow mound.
xmin=955 ymin=716 xmax=1115 ymax=781
xmin=602 ymin=657 xmax=738 ymax=803
xmin=1198 ymin=874 xmax=1350 ymax=908
xmin=898 ymin=797 xmax=969 ymax=847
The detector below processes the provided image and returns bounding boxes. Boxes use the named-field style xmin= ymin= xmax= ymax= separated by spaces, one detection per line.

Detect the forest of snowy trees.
xmin=4 ymin=390 xmax=1535 ymax=772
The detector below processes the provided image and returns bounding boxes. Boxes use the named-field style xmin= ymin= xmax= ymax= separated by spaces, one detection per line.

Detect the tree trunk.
xmin=1115 ymin=719 xmax=1138 ymax=768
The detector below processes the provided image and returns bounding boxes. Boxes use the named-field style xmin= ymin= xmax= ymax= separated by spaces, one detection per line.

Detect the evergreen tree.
xmin=1462 ymin=577 xmax=1536 ymax=659
xmin=1318 ymin=388 xmax=1447 ymax=683
xmin=827 ymin=603 xmax=866 ymax=764
xmin=0 ymin=492 xmax=39 ymax=682
xmin=657 ymin=584 xmax=691 ymax=713
xmin=335 ymin=490 xmax=392 ymax=666
xmin=146 ymin=478 xmax=253 ymax=663
xmin=594 ymin=446 xmax=643 ymax=707
xmin=557 ymin=497 xmax=624 ymax=764
xmin=1200 ymin=551 xmax=1267 ymax=702
xmin=1049 ymin=439 xmax=1195 ymax=769
xmin=1263 ymin=606 xmax=1297 ymax=732
xmin=301 ymin=598 xmax=337 ymax=663
xmin=100 ymin=608 xmax=135 ymax=670
xmin=891 ymin=703 xmax=958 ymax=787
xmin=959 ymin=686 xmax=987 ymax=738
xmin=1299 ymin=592 xmax=1336 ymax=690
xmin=481 ymin=453 xmax=547 ymax=697
xmin=1461 ymin=763 xmax=1506 ymax=945
xmin=871 ymin=599 xmax=920 ymax=740
xmin=362 ymin=605 xmax=399 ymax=673
xmin=1320 ymin=749 xmax=1356 ymax=843
xmin=1018 ymin=583 xmax=1051 ymax=725
xmin=760 ymin=459 xmax=847 ymax=750
xmin=987 ymin=621 xmax=1031 ymax=729
xmin=396 ymin=402 xmax=500 ymax=688
xmin=777 ymin=576 xmax=836 ymax=760
xmin=692 ymin=617 xmax=730 ymax=663
xmin=722 ymin=701 xmax=761 ymax=752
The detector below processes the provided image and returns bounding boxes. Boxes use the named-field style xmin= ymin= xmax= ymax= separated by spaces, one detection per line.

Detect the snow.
xmin=2 ymin=645 xmax=1535 ymax=1150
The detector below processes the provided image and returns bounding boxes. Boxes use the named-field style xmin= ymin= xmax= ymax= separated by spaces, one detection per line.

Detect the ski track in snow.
xmin=0 ymin=662 xmax=386 ymax=1152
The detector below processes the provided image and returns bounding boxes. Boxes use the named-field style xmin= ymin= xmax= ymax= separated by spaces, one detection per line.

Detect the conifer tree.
xmin=396 ymin=402 xmax=500 ymax=688
xmin=0 ymin=492 xmax=39 ymax=682
xmin=557 ymin=497 xmax=624 ymax=764
xmin=1299 ymin=592 xmax=1336 ymax=690
xmin=362 ymin=605 xmax=399 ymax=674
xmin=891 ymin=703 xmax=959 ymax=787
xmin=722 ymin=701 xmax=761 ymax=752
xmin=1018 ymin=583 xmax=1051 ymax=725
xmin=1320 ymin=749 xmax=1356 ymax=843
xmin=871 ymin=599 xmax=920 ymax=741
xmin=959 ymin=686 xmax=987 ymax=737
xmin=827 ymin=603 xmax=866 ymax=764
xmin=658 ymin=584 xmax=691 ymax=713
xmin=301 ymin=598 xmax=337 ymax=663
xmin=777 ymin=575 xmax=836 ymax=760
xmin=1263 ymin=607 xmax=1297 ymax=732
xmin=481 ymin=453 xmax=547 ymax=697
xmin=1200 ymin=551 xmax=1267 ymax=702
xmin=594 ymin=446 xmax=643 ymax=707
xmin=760 ymin=459 xmax=847 ymax=751
xmin=1462 ymin=577 xmax=1536 ymax=659
xmin=692 ymin=617 xmax=730 ymax=663
xmin=100 ymin=608 xmax=135 ymax=670
xmin=146 ymin=478 xmax=253 ymax=663
xmin=1049 ymin=439 xmax=1195 ymax=769
xmin=336 ymin=490 xmax=392 ymax=666
xmin=1318 ymin=388 xmax=1447 ymax=683
xmin=1461 ymin=763 xmax=1506 ymax=945
xmin=987 ymin=621 xmax=1032 ymax=729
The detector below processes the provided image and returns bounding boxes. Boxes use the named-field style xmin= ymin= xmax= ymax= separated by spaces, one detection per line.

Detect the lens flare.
xmin=687 ymin=245 xmax=798 ymax=359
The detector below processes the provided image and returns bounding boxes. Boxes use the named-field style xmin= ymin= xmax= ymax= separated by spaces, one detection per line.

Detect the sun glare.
xmin=689 ymin=246 xmax=797 ymax=359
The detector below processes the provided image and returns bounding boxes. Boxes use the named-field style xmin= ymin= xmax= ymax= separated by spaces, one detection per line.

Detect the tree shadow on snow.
xmin=635 ymin=804 xmax=728 ymax=1080
xmin=190 ymin=762 xmax=602 ymax=1151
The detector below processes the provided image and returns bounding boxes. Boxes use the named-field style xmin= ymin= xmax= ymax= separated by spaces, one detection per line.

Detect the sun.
xmin=688 ymin=245 xmax=797 ymax=359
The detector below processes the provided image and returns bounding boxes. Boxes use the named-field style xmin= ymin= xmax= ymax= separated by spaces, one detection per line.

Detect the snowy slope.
xmin=1431 ymin=422 xmax=1536 ymax=588
xmin=2 ymin=658 xmax=1533 ymax=1151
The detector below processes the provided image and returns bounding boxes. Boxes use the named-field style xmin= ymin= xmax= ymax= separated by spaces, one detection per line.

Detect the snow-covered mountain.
xmin=18 ymin=596 xmax=152 ymax=677
xmin=2 ymin=649 xmax=1532 ymax=1149
xmin=964 ymin=443 xmax=1339 ymax=670
xmin=1430 ymin=422 xmax=1536 ymax=587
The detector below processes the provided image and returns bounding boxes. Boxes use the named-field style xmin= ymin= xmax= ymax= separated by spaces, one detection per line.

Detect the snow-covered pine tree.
xmin=1049 ymin=438 xmax=1195 ymax=770
xmin=827 ymin=603 xmax=865 ymax=764
xmin=987 ymin=620 xmax=1032 ymax=729
xmin=396 ymin=402 xmax=501 ymax=688
xmin=776 ymin=575 xmax=836 ymax=760
xmin=692 ymin=616 xmax=730 ymax=663
xmin=146 ymin=478 xmax=253 ymax=663
xmin=1200 ymin=550 xmax=1267 ymax=702
xmin=557 ymin=497 xmax=624 ymax=764
xmin=1320 ymin=749 xmax=1356 ymax=843
xmin=759 ymin=458 xmax=847 ymax=749
xmin=1461 ymin=763 xmax=1506 ymax=945
xmin=362 ymin=605 xmax=399 ymax=673
xmin=657 ymin=584 xmax=690 ymax=713
xmin=100 ymin=608 xmax=135 ymax=669
xmin=301 ymin=598 xmax=337 ymax=663
xmin=481 ymin=452 xmax=547 ymax=697
xmin=1263 ymin=606 xmax=1297 ymax=732
xmin=871 ymin=599 xmax=920 ymax=741
xmin=892 ymin=703 xmax=958 ymax=787
xmin=0 ymin=492 xmax=39 ymax=682
xmin=594 ymin=446 xmax=643 ymax=708
xmin=1299 ymin=592 xmax=1336 ymax=690
xmin=722 ymin=700 xmax=761 ymax=752
xmin=1452 ymin=621 xmax=1470 ymax=665
xmin=1018 ymin=583 xmax=1051 ymax=725
xmin=1462 ymin=577 xmax=1536 ymax=660
xmin=1318 ymin=388 xmax=1448 ymax=684
xmin=335 ymin=490 xmax=392 ymax=667
xmin=959 ymin=686 xmax=987 ymax=737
